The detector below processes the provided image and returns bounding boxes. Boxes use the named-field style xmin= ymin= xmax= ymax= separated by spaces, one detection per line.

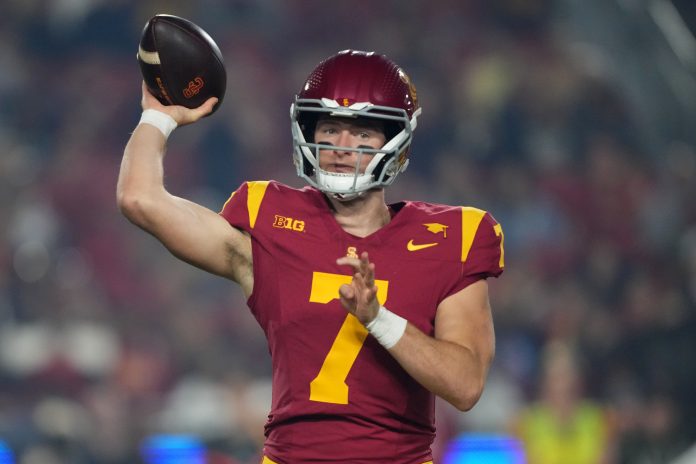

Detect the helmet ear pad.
xmin=298 ymin=112 xmax=319 ymax=177
xmin=384 ymin=121 xmax=403 ymax=141
xmin=380 ymin=121 xmax=404 ymax=181
xmin=298 ymin=112 xmax=319 ymax=143
xmin=370 ymin=153 xmax=391 ymax=183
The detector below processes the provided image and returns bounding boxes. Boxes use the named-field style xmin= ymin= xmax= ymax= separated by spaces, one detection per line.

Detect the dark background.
xmin=1 ymin=1 xmax=695 ymax=463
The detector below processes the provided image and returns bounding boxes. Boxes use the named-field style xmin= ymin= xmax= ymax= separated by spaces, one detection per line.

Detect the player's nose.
xmin=335 ymin=130 xmax=354 ymax=153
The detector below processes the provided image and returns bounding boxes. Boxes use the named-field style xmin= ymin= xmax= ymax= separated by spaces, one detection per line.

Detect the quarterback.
xmin=118 ymin=50 xmax=504 ymax=463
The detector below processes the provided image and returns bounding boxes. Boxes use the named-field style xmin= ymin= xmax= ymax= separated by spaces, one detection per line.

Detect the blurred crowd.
xmin=1 ymin=1 xmax=696 ymax=463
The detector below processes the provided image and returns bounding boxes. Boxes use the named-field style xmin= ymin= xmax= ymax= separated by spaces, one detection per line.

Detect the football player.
xmin=118 ymin=49 xmax=504 ymax=463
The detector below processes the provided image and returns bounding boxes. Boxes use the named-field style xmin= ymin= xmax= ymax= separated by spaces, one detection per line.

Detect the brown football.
xmin=137 ymin=14 xmax=226 ymax=114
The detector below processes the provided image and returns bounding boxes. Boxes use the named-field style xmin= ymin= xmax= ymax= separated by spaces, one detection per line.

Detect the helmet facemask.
xmin=291 ymin=98 xmax=421 ymax=201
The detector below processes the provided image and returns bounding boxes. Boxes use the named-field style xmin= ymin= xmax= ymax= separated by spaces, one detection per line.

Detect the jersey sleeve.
xmin=449 ymin=207 xmax=505 ymax=295
xmin=219 ymin=180 xmax=271 ymax=233
xmin=463 ymin=209 xmax=504 ymax=277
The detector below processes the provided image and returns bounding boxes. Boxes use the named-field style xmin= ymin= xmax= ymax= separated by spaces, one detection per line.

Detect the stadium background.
xmin=1 ymin=0 xmax=696 ymax=462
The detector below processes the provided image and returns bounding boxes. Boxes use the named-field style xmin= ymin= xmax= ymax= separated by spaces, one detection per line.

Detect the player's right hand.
xmin=336 ymin=251 xmax=381 ymax=326
xmin=140 ymin=81 xmax=218 ymax=126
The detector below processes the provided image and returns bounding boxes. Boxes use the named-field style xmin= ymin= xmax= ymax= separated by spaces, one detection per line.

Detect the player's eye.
xmin=319 ymin=126 xmax=338 ymax=135
xmin=356 ymin=129 xmax=379 ymax=139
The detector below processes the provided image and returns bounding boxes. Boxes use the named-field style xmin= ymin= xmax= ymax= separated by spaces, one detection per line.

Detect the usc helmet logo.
xmin=398 ymin=69 xmax=418 ymax=109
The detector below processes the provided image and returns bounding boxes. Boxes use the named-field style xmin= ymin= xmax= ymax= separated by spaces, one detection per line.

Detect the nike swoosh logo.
xmin=407 ymin=240 xmax=439 ymax=251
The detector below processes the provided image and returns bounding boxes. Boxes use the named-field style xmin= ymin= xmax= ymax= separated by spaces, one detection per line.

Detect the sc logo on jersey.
xmin=273 ymin=215 xmax=305 ymax=232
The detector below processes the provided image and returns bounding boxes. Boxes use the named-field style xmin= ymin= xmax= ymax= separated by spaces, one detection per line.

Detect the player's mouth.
xmin=325 ymin=163 xmax=358 ymax=174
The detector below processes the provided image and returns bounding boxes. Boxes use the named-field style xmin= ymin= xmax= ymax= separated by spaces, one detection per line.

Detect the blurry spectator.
xmin=512 ymin=342 xmax=614 ymax=464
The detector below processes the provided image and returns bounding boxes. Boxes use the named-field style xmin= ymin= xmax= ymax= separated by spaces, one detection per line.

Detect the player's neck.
xmin=327 ymin=190 xmax=391 ymax=238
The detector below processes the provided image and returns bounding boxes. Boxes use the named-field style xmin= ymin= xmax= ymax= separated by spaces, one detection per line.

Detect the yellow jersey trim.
xmin=461 ymin=206 xmax=486 ymax=263
xmin=246 ymin=181 xmax=270 ymax=229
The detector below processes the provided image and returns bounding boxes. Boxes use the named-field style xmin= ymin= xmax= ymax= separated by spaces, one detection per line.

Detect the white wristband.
xmin=365 ymin=306 xmax=407 ymax=349
xmin=139 ymin=109 xmax=178 ymax=139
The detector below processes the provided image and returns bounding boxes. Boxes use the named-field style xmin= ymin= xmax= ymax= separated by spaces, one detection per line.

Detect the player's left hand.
xmin=336 ymin=252 xmax=381 ymax=325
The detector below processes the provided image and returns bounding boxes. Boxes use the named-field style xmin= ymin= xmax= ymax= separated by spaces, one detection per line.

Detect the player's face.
xmin=314 ymin=117 xmax=386 ymax=174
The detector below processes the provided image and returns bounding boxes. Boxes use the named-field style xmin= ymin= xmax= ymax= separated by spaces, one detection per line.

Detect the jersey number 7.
xmin=308 ymin=271 xmax=389 ymax=404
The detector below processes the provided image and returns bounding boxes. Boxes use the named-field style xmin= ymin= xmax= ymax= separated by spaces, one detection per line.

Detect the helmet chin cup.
xmin=314 ymin=164 xmax=374 ymax=197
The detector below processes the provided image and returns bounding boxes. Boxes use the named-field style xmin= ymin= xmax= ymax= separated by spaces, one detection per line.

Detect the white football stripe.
xmin=138 ymin=46 xmax=161 ymax=65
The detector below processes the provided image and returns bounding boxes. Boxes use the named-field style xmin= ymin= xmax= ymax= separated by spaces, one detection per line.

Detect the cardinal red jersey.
xmin=219 ymin=181 xmax=504 ymax=464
